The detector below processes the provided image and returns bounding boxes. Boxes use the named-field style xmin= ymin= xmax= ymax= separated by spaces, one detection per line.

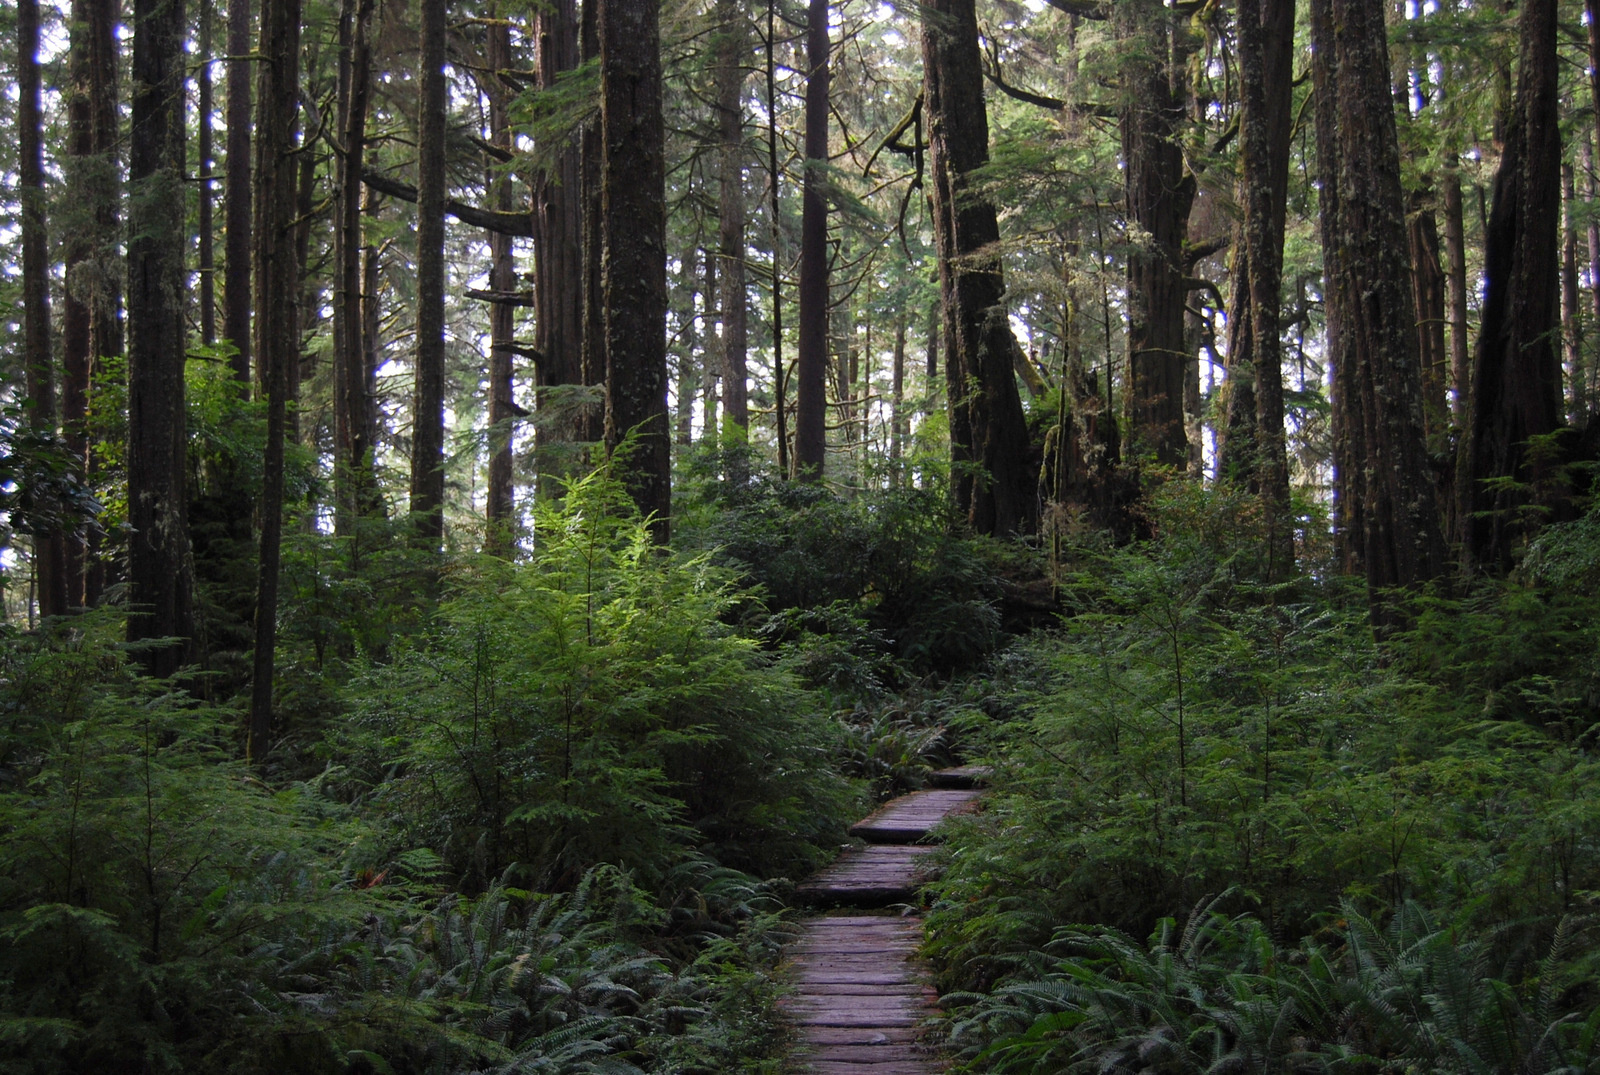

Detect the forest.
xmin=3 ymin=0 xmax=1600 ymax=1065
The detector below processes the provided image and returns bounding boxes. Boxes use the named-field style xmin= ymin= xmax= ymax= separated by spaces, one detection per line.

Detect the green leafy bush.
xmin=343 ymin=466 xmax=858 ymax=890
xmin=679 ymin=477 xmax=1007 ymax=682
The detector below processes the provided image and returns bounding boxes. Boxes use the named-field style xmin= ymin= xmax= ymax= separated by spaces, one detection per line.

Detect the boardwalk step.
xmin=784 ymin=768 xmax=984 ymax=1072
xmin=848 ymin=789 xmax=982 ymax=844
xmin=925 ymin=764 xmax=991 ymax=790
xmin=794 ymin=845 xmax=939 ymax=907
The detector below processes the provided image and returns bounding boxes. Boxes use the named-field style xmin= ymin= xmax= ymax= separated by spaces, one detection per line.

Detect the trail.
xmin=781 ymin=767 xmax=987 ymax=1073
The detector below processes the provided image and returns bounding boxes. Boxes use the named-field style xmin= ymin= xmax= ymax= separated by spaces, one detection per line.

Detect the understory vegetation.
xmin=925 ymin=483 xmax=1600 ymax=1073
xmin=4 ymin=470 xmax=1600 ymax=1072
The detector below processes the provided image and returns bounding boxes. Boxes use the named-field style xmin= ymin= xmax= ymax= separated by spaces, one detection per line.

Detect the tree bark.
xmin=224 ymin=0 xmax=253 ymax=383
xmin=922 ymin=0 xmax=1036 ymax=534
xmin=716 ymin=0 xmax=750 ymax=448
xmin=533 ymin=0 xmax=585 ymax=464
xmin=1311 ymin=0 xmax=1447 ymax=616
xmin=1459 ymin=0 xmax=1563 ymax=572
xmin=334 ymin=0 xmax=377 ymax=534
xmin=1407 ymin=189 xmax=1450 ymax=448
xmin=600 ymin=0 xmax=670 ymax=539
xmin=794 ymin=0 xmax=830 ymax=480
xmin=1561 ymin=162 xmax=1586 ymax=426
xmin=248 ymin=0 xmax=301 ymax=760
xmin=18 ymin=0 xmax=68 ymax=619
xmin=1442 ymin=153 xmax=1470 ymax=423
xmin=127 ymin=0 xmax=196 ymax=674
xmin=410 ymin=0 xmax=448 ymax=546
xmin=890 ymin=313 xmax=906 ymax=476
xmin=702 ymin=246 xmax=720 ymax=440
xmin=1119 ymin=0 xmax=1193 ymax=468
xmin=197 ymin=0 xmax=216 ymax=346
xmin=486 ymin=12 xmax=517 ymax=552
xmin=1235 ymin=0 xmax=1295 ymax=570
xmin=577 ymin=0 xmax=606 ymax=445
xmin=62 ymin=0 xmax=122 ymax=609
xmin=766 ymin=0 xmax=788 ymax=476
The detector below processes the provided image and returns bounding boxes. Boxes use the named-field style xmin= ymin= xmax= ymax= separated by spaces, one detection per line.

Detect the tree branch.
xmin=361 ymin=170 xmax=533 ymax=236
xmin=1038 ymin=0 xmax=1107 ymax=20
xmin=468 ymin=287 xmax=535 ymax=305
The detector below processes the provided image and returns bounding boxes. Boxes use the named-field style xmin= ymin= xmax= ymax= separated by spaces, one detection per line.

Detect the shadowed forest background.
xmin=4 ymin=0 xmax=1600 ymax=1067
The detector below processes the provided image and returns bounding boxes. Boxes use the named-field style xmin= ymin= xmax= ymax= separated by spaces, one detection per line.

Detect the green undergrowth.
xmin=0 ymin=465 xmax=873 ymax=1074
xmin=923 ymin=484 xmax=1600 ymax=1073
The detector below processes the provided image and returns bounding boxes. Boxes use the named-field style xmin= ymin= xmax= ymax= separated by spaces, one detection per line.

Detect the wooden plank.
xmin=786 ymin=783 xmax=986 ymax=1074
xmin=794 ymin=1045 xmax=928 ymax=1063
xmin=786 ymin=1011 xmax=924 ymax=1027
xmin=849 ymin=790 xmax=982 ymax=844
xmin=792 ymin=971 xmax=923 ymax=986
xmin=926 ymin=764 xmax=991 ymax=789
xmin=798 ymin=1026 xmax=920 ymax=1046
xmin=793 ymin=983 xmax=929 ymax=998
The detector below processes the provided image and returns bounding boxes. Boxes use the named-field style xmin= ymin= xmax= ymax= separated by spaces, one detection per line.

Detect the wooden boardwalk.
xmin=782 ymin=768 xmax=987 ymax=1073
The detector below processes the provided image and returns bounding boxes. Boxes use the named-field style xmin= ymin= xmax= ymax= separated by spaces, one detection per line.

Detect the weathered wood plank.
xmin=794 ymin=1045 xmax=928 ymax=1063
xmin=848 ymin=789 xmax=982 ymax=844
xmin=786 ymin=777 xmax=986 ymax=1072
xmin=799 ymin=1026 xmax=920 ymax=1045
xmin=926 ymin=764 xmax=991 ymax=789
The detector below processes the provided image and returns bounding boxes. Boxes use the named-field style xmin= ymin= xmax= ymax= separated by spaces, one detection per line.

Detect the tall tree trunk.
xmin=1587 ymin=136 xmax=1600 ymax=423
xmin=248 ymin=0 xmax=300 ymax=760
xmin=1235 ymin=0 xmax=1295 ymax=571
xmin=362 ymin=217 xmax=385 ymax=488
xmin=127 ymin=0 xmax=195 ymax=674
xmin=1459 ymin=0 xmax=1562 ymax=572
xmin=577 ymin=0 xmax=606 ymax=445
xmin=534 ymin=0 xmax=585 ymax=467
xmin=18 ymin=0 xmax=67 ymax=619
xmin=63 ymin=0 xmax=121 ymax=608
xmin=1312 ymin=0 xmax=1447 ymax=617
xmin=716 ymin=0 xmax=750 ymax=450
xmin=890 ymin=312 xmax=906 ymax=477
xmin=1218 ymin=239 xmax=1257 ymax=485
xmin=703 ymin=247 xmax=720 ymax=440
xmin=921 ymin=0 xmax=1035 ymax=534
xmin=410 ymin=0 xmax=448 ymax=546
xmin=224 ymin=0 xmax=252 ymax=382
xmin=197 ymin=0 xmax=216 ymax=346
xmin=1120 ymin=0 xmax=1194 ymax=468
xmin=793 ymin=0 xmax=830 ymax=480
xmin=1562 ymin=161 xmax=1586 ymax=425
xmin=600 ymin=0 xmax=670 ymax=539
xmin=1442 ymin=153 xmax=1470 ymax=422
xmin=334 ymin=0 xmax=376 ymax=533
xmin=485 ymin=13 xmax=517 ymax=552
xmin=766 ymin=0 xmax=788 ymax=476
xmin=290 ymin=144 xmax=316 ymax=444
xmin=676 ymin=256 xmax=701 ymax=448
xmin=1407 ymin=189 xmax=1450 ymax=447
